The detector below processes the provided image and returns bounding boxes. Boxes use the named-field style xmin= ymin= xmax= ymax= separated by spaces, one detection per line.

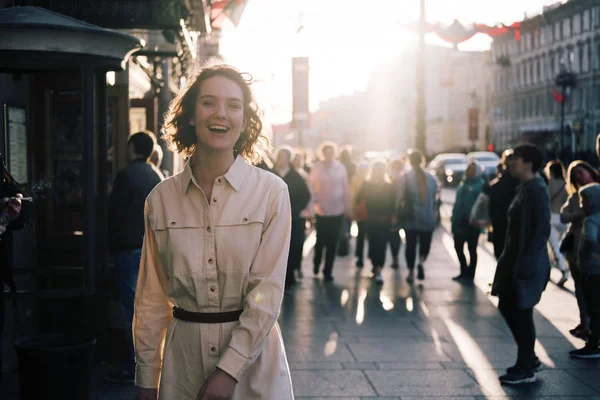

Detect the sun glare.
xmin=219 ymin=0 xmax=558 ymax=125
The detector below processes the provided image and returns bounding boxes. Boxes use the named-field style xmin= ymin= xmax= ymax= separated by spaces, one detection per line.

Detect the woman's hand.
xmin=197 ymin=368 xmax=237 ymax=400
xmin=5 ymin=193 xmax=22 ymax=221
xmin=136 ymin=388 xmax=158 ymax=400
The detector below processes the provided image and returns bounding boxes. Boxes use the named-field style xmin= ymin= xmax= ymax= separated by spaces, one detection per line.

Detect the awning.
xmin=0 ymin=6 xmax=143 ymax=70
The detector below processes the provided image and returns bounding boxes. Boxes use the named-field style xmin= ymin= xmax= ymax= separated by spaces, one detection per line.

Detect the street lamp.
xmin=555 ymin=67 xmax=577 ymax=155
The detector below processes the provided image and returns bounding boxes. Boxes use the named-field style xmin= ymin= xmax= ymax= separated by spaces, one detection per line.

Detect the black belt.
xmin=172 ymin=307 xmax=243 ymax=323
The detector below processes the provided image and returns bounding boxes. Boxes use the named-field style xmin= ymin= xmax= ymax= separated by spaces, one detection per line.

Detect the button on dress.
xmin=133 ymin=156 xmax=294 ymax=399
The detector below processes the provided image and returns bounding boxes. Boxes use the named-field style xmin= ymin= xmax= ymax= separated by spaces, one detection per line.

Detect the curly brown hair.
xmin=162 ymin=63 xmax=268 ymax=163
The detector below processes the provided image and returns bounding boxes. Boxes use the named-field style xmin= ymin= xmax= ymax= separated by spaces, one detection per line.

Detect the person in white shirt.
xmin=308 ymin=141 xmax=351 ymax=282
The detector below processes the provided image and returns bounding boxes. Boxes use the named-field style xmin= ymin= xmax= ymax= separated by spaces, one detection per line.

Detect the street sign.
xmin=468 ymin=108 xmax=479 ymax=141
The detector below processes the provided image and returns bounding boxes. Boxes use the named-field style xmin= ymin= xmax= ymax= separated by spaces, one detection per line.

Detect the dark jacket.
xmin=483 ymin=172 xmax=519 ymax=234
xmin=357 ymin=179 xmax=395 ymax=224
xmin=452 ymin=176 xmax=484 ymax=236
xmin=579 ymin=184 xmax=600 ymax=276
xmin=108 ymin=159 xmax=163 ymax=253
xmin=492 ymin=176 xmax=551 ymax=309
xmin=280 ymin=168 xmax=311 ymax=219
xmin=0 ymin=155 xmax=30 ymax=292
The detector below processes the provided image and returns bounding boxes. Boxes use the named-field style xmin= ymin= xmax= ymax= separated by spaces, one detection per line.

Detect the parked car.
xmin=467 ymin=151 xmax=500 ymax=181
xmin=427 ymin=153 xmax=468 ymax=186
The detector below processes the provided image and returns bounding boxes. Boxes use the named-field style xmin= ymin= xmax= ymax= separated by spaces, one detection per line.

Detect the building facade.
xmin=491 ymin=0 xmax=600 ymax=155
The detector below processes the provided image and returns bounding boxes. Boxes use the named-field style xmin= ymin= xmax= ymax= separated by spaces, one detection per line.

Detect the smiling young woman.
xmin=133 ymin=64 xmax=294 ymax=400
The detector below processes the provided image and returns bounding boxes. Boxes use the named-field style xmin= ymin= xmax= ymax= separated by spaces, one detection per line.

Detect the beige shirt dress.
xmin=133 ymin=156 xmax=294 ymax=399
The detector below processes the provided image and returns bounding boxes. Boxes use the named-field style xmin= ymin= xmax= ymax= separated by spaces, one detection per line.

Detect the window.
xmin=584 ymin=10 xmax=590 ymax=31
xmin=531 ymin=60 xmax=536 ymax=83
xmin=563 ymin=18 xmax=570 ymax=38
xmin=588 ymin=44 xmax=593 ymax=72
xmin=536 ymin=59 xmax=541 ymax=83
xmin=555 ymin=22 xmax=561 ymax=41
xmin=574 ymin=14 xmax=581 ymax=35
xmin=550 ymin=54 xmax=555 ymax=78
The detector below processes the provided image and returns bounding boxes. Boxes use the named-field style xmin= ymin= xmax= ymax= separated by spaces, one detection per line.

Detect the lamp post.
xmin=555 ymin=68 xmax=577 ymax=156
xmin=415 ymin=0 xmax=427 ymax=153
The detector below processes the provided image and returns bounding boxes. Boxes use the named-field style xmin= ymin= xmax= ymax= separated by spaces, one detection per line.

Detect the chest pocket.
xmin=152 ymin=217 xmax=205 ymax=277
xmin=214 ymin=213 xmax=265 ymax=275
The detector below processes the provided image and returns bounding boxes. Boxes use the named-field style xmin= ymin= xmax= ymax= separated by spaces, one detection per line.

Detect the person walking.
xmin=350 ymin=162 xmax=370 ymax=268
xmin=492 ymin=144 xmax=551 ymax=385
xmin=388 ymin=158 xmax=406 ymax=270
xmin=561 ymin=161 xmax=600 ymax=340
xmin=451 ymin=162 xmax=484 ymax=283
xmin=105 ymin=130 xmax=164 ymax=384
xmin=545 ymin=160 xmax=569 ymax=286
xmin=273 ymin=146 xmax=311 ymax=289
xmin=337 ymin=146 xmax=356 ymax=257
xmin=396 ymin=149 xmax=438 ymax=284
xmin=309 ymin=141 xmax=351 ymax=282
xmin=482 ymin=150 xmax=520 ymax=260
xmin=355 ymin=161 xmax=396 ymax=284
xmin=570 ymin=183 xmax=600 ymax=359
xmin=134 ymin=64 xmax=294 ymax=400
xmin=0 ymin=154 xmax=27 ymax=380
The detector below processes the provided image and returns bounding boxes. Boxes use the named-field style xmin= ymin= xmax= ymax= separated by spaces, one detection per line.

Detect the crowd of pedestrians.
xmin=269 ymin=137 xmax=600 ymax=387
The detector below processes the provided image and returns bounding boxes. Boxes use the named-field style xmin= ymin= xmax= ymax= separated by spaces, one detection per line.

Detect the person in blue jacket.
xmin=451 ymin=162 xmax=484 ymax=282
xmin=570 ymin=183 xmax=600 ymax=359
xmin=492 ymin=144 xmax=551 ymax=385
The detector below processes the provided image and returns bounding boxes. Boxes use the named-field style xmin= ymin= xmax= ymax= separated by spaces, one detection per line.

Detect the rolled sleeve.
xmin=133 ymin=201 xmax=173 ymax=389
xmin=217 ymin=187 xmax=291 ymax=381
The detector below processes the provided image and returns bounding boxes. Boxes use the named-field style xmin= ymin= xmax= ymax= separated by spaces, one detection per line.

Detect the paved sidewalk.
xmin=3 ymin=210 xmax=600 ymax=399
xmin=280 ymin=222 xmax=600 ymax=399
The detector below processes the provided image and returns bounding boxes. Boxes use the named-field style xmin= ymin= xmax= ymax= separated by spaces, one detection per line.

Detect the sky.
xmin=217 ymin=0 xmax=566 ymax=125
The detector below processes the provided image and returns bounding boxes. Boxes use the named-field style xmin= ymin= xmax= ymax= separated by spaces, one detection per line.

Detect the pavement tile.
xmin=359 ymin=397 xmax=401 ymax=400
xmin=291 ymin=370 xmax=376 ymax=397
xmin=365 ymin=370 xmax=483 ymax=396
xmin=288 ymin=362 xmax=344 ymax=370
xmin=285 ymin=340 xmax=357 ymax=363
xmin=332 ymin=321 xmax=426 ymax=337
xmin=467 ymin=369 xmax=600 ymax=397
xmin=565 ymin=369 xmax=600 ymax=392
xmin=375 ymin=362 xmax=445 ymax=370
xmin=348 ymin=341 xmax=453 ymax=362
xmin=342 ymin=362 xmax=378 ymax=370
xmin=402 ymin=398 xmax=478 ymax=400
xmin=474 ymin=397 xmax=594 ymax=400
xmin=295 ymin=398 xmax=360 ymax=400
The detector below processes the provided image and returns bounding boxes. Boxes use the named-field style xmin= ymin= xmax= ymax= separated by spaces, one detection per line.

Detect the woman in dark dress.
xmin=355 ymin=161 xmax=396 ymax=284
xmin=492 ymin=144 xmax=551 ymax=385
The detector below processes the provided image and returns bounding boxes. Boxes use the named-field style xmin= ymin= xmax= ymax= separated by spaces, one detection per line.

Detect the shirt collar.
xmin=180 ymin=155 xmax=248 ymax=195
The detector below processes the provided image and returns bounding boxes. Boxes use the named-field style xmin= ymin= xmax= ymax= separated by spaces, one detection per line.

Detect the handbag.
xmin=354 ymin=198 xmax=368 ymax=221
xmin=396 ymin=179 xmax=413 ymax=227
xmin=559 ymin=231 xmax=575 ymax=253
